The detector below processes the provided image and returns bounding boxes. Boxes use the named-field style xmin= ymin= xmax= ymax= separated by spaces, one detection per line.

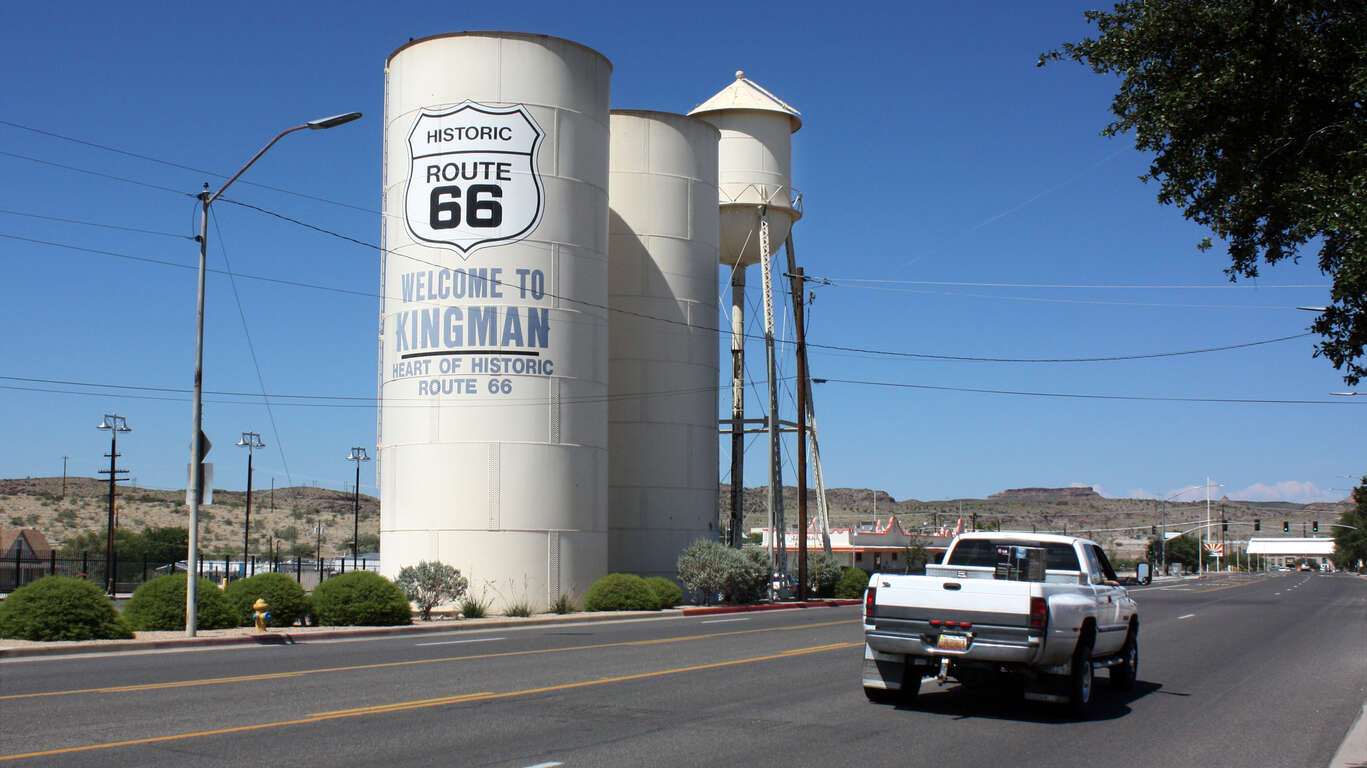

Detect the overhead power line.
xmin=812 ymin=377 xmax=1365 ymax=405
xmin=0 ymin=228 xmax=1316 ymax=366
xmin=0 ymin=119 xmax=376 ymax=215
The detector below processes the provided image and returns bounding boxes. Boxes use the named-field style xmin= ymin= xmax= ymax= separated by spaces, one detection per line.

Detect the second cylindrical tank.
xmin=607 ymin=111 xmax=721 ymax=579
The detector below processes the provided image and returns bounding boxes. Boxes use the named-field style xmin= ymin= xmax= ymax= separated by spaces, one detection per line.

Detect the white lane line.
xmin=522 ymin=763 xmax=563 ymax=768
xmin=700 ymin=617 xmax=750 ymax=624
xmin=415 ymin=636 xmax=506 ymax=647
xmin=1177 ymin=614 xmax=1196 ymax=620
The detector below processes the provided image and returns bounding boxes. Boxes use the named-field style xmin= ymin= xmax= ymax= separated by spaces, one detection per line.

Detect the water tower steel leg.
xmin=729 ymin=268 xmax=747 ymax=548
xmin=758 ymin=212 xmax=785 ymax=580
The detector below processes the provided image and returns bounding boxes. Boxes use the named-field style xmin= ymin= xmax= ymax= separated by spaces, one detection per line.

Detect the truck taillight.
xmin=1029 ymin=596 xmax=1048 ymax=630
xmin=864 ymin=587 xmax=876 ymax=624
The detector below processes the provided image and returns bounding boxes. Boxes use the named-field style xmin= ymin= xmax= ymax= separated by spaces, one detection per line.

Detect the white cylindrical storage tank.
xmin=607 ymin=111 xmax=721 ymax=580
xmin=688 ymin=71 xmax=802 ymax=266
xmin=379 ymin=32 xmax=611 ymax=611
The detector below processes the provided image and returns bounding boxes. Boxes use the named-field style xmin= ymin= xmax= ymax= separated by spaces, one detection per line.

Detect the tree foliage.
xmin=1331 ymin=480 xmax=1367 ymax=571
xmin=1044 ymin=1 xmax=1367 ymax=383
xmin=60 ymin=526 xmax=188 ymax=564
xmin=393 ymin=561 xmax=468 ymax=620
xmin=675 ymin=540 xmax=769 ymax=604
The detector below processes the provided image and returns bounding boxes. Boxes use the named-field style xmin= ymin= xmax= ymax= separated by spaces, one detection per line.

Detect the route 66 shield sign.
xmin=405 ymin=102 xmax=545 ymax=257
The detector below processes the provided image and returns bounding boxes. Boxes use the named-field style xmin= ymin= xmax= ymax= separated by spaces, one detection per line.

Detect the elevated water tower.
xmin=689 ymin=72 xmax=801 ymax=564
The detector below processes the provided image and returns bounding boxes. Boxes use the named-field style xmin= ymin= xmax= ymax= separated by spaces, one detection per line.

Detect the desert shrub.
xmin=834 ymin=567 xmax=872 ymax=599
xmin=223 ymin=572 xmax=309 ymax=627
xmin=504 ymin=600 xmax=534 ymax=617
xmin=676 ymin=540 xmax=771 ymax=604
xmin=393 ymin=561 xmax=468 ymax=620
xmin=583 ymin=573 xmax=659 ymax=611
xmin=0 ymin=576 xmax=132 ymax=641
xmin=676 ymin=540 xmax=734 ymax=603
xmin=460 ymin=593 xmax=490 ymax=619
xmin=550 ymin=593 xmax=576 ymax=614
xmin=727 ymin=548 xmax=771 ymax=604
xmin=122 ymin=574 xmax=237 ymax=631
xmin=643 ymin=576 xmax=682 ymax=609
xmin=311 ymin=571 xmax=410 ymax=626
xmin=790 ymin=553 xmax=843 ymax=598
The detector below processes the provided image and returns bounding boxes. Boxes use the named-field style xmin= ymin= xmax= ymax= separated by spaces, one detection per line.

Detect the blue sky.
xmin=1 ymin=1 xmax=1359 ymax=505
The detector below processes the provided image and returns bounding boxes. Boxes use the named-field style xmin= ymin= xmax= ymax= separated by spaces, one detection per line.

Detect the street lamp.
xmin=184 ymin=111 xmax=361 ymax=637
xmin=96 ymin=414 xmax=130 ymax=595
xmin=236 ymin=431 xmax=264 ymax=577
xmin=346 ymin=447 xmax=370 ymax=571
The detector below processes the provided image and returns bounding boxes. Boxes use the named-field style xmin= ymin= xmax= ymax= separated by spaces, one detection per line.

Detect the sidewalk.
xmin=0 ymin=599 xmax=860 ymax=659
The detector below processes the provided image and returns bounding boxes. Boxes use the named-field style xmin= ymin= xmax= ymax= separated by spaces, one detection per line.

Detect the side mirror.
xmin=1136 ymin=562 xmax=1152 ymax=585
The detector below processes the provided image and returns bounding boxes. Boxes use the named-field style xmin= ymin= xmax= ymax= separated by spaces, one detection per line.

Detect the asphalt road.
xmin=1 ymin=572 xmax=1363 ymax=767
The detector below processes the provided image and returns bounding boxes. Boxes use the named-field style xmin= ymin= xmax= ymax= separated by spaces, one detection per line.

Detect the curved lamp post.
xmin=346 ymin=447 xmax=370 ymax=571
xmin=185 ymin=111 xmax=361 ymax=636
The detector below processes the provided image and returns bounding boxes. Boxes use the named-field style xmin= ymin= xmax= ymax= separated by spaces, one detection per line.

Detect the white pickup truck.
xmin=861 ymin=531 xmax=1139 ymax=716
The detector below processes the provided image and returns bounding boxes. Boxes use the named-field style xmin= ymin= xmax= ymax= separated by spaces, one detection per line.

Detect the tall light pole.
xmin=236 ymin=432 xmax=264 ymax=577
xmin=346 ymin=447 xmax=370 ymax=571
xmin=96 ymin=414 xmax=130 ymax=595
xmin=184 ymin=110 xmax=362 ymax=637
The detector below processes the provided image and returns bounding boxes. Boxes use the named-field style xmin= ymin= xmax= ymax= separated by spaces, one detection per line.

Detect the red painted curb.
xmin=681 ymin=599 xmax=860 ymax=616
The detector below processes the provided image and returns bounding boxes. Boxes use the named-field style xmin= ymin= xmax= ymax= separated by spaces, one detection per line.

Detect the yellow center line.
xmin=1190 ymin=578 xmax=1269 ymax=594
xmin=0 ymin=641 xmax=861 ymax=762
xmin=0 ymin=618 xmax=855 ymax=701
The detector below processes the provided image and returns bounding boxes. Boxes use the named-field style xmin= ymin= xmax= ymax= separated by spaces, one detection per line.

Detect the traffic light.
xmin=1283 ymin=521 xmax=1290 ymax=532
xmin=1313 ymin=521 xmax=1319 ymax=533
xmin=1151 ymin=524 xmax=1157 ymax=535
xmin=1254 ymin=519 xmax=1261 ymax=531
xmin=1222 ymin=520 xmax=1228 ymax=533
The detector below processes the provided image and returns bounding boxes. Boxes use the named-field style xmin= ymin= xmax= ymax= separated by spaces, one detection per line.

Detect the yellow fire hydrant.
xmin=252 ymin=598 xmax=271 ymax=632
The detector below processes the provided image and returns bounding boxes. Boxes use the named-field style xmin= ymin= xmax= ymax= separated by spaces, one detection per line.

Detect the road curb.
xmin=681 ymin=599 xmax=860 ymax=616
xmin=0 ymin=600 xmax=860 ymax=659
xmin=1330 ymin=701 xmax=1367 ymax=768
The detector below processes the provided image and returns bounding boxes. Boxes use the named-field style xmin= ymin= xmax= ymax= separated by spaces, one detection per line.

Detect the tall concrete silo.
xmin=688 ymin=72 xmax=801 ymax=565
xmin=607 ymin=111 xmax=720 ymax=579
xmin=379 ymin=32 xmax=612 ymax=610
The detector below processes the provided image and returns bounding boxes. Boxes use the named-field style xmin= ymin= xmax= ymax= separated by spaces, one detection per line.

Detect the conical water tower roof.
xmin=689 ymin=71 xmax=801 ymax=132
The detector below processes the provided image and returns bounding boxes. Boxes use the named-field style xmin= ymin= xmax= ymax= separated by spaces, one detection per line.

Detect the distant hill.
xmin=0 ymin=477 xmax=377 ymax=559
xmin=989 ymin=487 xmax=1102 ymax=501
xmin=0 ymin=477 xmax=1347 ymax=560
xmin=719 ymin=483 xmax=1350 ymax=542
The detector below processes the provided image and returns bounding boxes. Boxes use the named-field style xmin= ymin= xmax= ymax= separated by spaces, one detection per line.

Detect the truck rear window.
xmin=945 ymin=539 xmax=1081 ymax=571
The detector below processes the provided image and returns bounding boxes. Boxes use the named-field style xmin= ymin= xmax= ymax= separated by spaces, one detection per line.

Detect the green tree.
xmin=1331 ymin=481 xmax=1367 ymax=571
xmin=1044 ymin=2 xmax=1367 ymax=383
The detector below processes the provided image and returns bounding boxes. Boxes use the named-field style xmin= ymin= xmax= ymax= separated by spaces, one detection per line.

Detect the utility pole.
xmin=61 ymin=456 xmax=68 ymax=498
xmin=96 ymin=415 xmax=131 ymax=595
xmin=236 ymin=432 xmax=264 ymax=577
xmin=793 ymin=267 xmax=809 ymax=601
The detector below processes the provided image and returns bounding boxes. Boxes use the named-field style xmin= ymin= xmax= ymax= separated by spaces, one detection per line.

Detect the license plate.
xmin=936 ymin=633 xmax=969 ymax=651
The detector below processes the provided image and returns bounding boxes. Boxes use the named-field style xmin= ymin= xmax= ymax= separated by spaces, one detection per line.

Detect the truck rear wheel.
xmin=1068 ymin=635 xmax=1094 ymax=718
xmin=863 ymin=666 xmax=921 ymax=705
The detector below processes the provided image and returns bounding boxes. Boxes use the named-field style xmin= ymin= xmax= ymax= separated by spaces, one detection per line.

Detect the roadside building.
xmin=1246 ymin=537 xmax=1335 ymax=569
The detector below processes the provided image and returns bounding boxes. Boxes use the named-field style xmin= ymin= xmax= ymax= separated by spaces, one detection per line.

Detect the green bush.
xmin=393 ymin=561 xmax=467 ymax=620
xmin=310 ymin=571 xmax=411 ymax=626
xmin=791 ymin=553 xmax=843 ymax=598
xmin=643 ymin=576 xmax=682 ymax=609
xmin=834 ymin=567 xmax=872 ymax=599
xmin=122 ymin=574 xmax=238 ymax=631
xmin=223 ymin=573 xmax=310 ymax=628
xmin=676 ymin=540 xmax=771 ymax=604
xmin=0 ymin=576 xmax=132 ymax=641
xmin=583 ymin=573 xmax=659 ymax=611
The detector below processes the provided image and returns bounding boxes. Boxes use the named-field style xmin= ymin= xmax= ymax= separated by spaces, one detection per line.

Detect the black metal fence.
xmin=0 ymin=552 xmax=380 ymax=594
